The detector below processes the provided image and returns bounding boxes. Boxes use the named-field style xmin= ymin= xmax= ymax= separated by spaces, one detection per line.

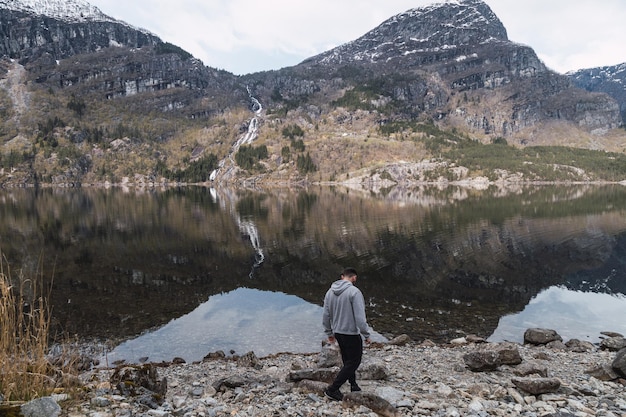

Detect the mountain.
xmin=568 ymin=63 xmax=626 ymax=125
xmin=1 ymin=0 xmax=625 ymax=187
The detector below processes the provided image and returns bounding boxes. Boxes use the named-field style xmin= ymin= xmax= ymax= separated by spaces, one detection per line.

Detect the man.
xmin=322 ymin=267 xmax=371 ymax=401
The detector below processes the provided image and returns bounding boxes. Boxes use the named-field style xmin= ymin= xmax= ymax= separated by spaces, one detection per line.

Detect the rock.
xmin=463 ymin=350 xmax=500 ymax=372
xmin=203 ymin=350 xmax=226 ymax=360
xmin=601 ymin=331 xmax=624 ymax=338
xmin=524 ymin=328 xmax=563 ymax=345
xmin=450 ymin=337 xmax=468 ymax=345
xmin=388 ymin=334 xmax=411 ymax=346
xmin=546 ymin=340 xmax=567 ymax=350
xmin=212 ymin=375 xmax=247 ymax=391
xmin=600 ymin=337 xmax=626 ymax=352
xmin=344 ymin=392 xmax=401 ymax=417
xmin=513 ymin=361 xmax=549 ymax=377
xmin=357 ymin=359 xmax=389 ymax=380
xmin=496 ymin=342 xmax=523 ymax=365
xmin=420 ymin=339 xmax=437 ymax=348
xmin=287 ymin=368 xmax=337 ymax=383
xmin=612 ymin=347 xmax=626 ymax=377
xmin=585 ymin=364 xmax=619 ymax=381
xmin=317 ymin=345 xmax=341 ymax=368
xmin=466 ymin=334 xmax=488 ymax=343
xmin=56 ymin=337 xmax=626 ymax=417
xmin=463 ymin=343 xmax=522 ymax=371
xmin=20 ymin=397 xmax=61 ymax=417
xmin=295 ymin=379 xmax=327 ymax=394
xmin=237 ymin=351 xmax=261 ymax=369
xmin=565 ymin=339 xmax=595 ymax=353
xmin=375 ymin=386 xmax=407 ymax=405
xmin=110 ymin=364 xmax=167 ymax=399
xmin=511 ymin=377 xmax=561 ymax=395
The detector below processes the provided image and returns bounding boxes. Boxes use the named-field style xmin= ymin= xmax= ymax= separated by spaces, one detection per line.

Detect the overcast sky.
xmin=88 ymin=0 xmax=626 ymax=76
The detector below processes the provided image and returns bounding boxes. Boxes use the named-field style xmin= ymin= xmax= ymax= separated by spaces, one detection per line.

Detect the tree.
xmin=296 ymin=152 xmax=317 ymax=174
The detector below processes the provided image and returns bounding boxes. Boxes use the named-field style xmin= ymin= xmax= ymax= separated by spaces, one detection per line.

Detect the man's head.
xmin=341 ymin=267 xmax=358 ymax=283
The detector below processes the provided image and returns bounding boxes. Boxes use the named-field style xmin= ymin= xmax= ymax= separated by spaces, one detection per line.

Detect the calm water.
xmin=1 ymin=184 xmax=625 ymax=363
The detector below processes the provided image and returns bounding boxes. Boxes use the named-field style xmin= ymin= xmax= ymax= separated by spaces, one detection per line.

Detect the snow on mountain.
xmin=309 ymin=0 xmax=508 ymax=66
xmin=0 ymin=0 xmax=117 ymax=23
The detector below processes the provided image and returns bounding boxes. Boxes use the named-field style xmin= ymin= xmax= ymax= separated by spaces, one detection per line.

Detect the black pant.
xmin=329 ymin=333 xmax=363 ymax=391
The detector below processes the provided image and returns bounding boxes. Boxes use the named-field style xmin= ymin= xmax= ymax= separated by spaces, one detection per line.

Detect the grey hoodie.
xmin=322 ymin=279 xmax=370 ymax=339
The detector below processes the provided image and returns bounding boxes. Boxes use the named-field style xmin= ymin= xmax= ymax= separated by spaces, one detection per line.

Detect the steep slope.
xmin=279 ymin=0 xmax=622 ymax=141
xmin=1 ymin=0 xmax=625 ymax=187
xmin=569 ymin=63 xmax=626 ymax=124
xmin=0 ymin=0 xmax=158 ymax=63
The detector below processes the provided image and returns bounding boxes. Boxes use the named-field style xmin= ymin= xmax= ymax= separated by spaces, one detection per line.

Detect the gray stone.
xmin=20 ymin=397 xmax=61 ymax=417
xmin=611 ymin=347 xmax=626 ymax=377
xmin=524 ymin=328 xmax=563 ymax=345
xmin=496 ymin=342 xmax=523 ymax=365
xmin=600 ymin=337 xmax=626 ymax=352
xmin=565 ymin=339 xmax=595 ymax=353
xmin=316 ymin=345 xmax=341 ymax=368
xmin=586 ymin=363 xmax=619 ymax=381
xmin=295 ymin=379 xmax=327 ymax=394
xmin=388 ymin=334 xmax=412 ymax=346
xmin=511 ymin=377 xmax=561 ymax=395
xmin=287 ymin=367 xmax=337 ymax=383
xmin=546 ymin=340 xmax=567 ymax=350
xmin=601 ymin=331 xmax=624 ymax=338
xmin=357 ymin=359 xmax=389 ymax=380
xmin=513 ymin=360 xmax=549 ymax=377
xmin=463 ymin=350 xmax=500 ymax=371
xmin=212 ymin=375 xmax=247 ymax=391
xmin=345 ymin=392 xmax=401 ymax=417
xmin=90 ymin=396 xmax=111 ymax=407
xmin=237 ymin=351 xmax=261 ymax=369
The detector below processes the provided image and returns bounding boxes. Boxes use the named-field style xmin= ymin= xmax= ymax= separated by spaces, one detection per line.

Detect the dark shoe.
xmin=324 ymin=388 xmax=343 ymax=401
xmin=350 ymin=383 xmax=362 ymax=392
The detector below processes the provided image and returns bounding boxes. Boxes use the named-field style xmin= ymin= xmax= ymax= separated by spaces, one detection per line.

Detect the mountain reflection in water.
xmin=1 ymin=184 xmax=626 ymax=360
xmin=104 ymin=288 xmax=386 ymax=364
xmin=489 ymin=286 xmax=626 ymax=343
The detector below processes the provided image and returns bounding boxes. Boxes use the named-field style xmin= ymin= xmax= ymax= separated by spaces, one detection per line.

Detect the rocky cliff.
xmin=265 ymin=0 xmax=622 ymax=141
xmin=569 ymin=62 xmax=626 ymax=125
xmin=0 ymin=0 xmax=625 ymax=187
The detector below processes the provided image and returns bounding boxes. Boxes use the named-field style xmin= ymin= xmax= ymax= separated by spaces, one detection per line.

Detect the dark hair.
xmin=341 ymin=267 xmax=357 ymax=278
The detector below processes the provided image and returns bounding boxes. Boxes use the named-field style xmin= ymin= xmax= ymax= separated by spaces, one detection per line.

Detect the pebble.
xmin=56 ymin=342 xmax=625 ymax=417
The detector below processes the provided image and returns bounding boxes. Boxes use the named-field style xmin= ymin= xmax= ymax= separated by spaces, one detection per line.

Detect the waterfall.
xmin=210 ymin=87 xmax=262 ymax=181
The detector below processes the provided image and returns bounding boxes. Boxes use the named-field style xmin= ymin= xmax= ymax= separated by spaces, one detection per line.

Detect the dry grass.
xmin=0 ymin=254 xmax=54 ymax=402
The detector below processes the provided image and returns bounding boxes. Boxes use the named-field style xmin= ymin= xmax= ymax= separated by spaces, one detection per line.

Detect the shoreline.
xmin=50 ymin=332 xmax=626 ymax=416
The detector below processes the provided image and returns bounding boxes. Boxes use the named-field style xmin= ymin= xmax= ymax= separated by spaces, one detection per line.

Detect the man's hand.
xmin=328 ymin=335 xmax=336 ymax=344
xmin=364 ymin=338 xmax=371 ymax=345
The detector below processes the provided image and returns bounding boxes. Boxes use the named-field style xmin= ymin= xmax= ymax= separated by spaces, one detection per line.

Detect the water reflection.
xmin=104 ymin=288 xmax=386 ymax=364
xmin=489 ymin=286 xmax=626 ymax=343
xmin=0 ymin=184 xmax=625 ymax=354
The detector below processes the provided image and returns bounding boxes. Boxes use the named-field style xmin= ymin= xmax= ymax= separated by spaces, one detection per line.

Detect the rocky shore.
xmin=19 ymin=329 xmax=626 ymax=417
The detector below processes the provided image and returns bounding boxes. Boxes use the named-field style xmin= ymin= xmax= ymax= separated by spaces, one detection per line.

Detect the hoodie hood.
xmin=331 ymin=279 xmax=353 ymax=296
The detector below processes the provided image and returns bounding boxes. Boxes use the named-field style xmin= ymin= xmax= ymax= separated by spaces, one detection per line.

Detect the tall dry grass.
xmin=0 ymin=254 xmax=53 ymax=402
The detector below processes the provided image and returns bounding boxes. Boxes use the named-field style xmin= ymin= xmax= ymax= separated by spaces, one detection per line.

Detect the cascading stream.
xmin=210 ymin=87 xmax=262 ymax=181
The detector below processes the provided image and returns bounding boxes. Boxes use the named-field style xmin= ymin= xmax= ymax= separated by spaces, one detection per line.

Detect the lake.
xmin=1 ymin=184 xmax=625 ymax=364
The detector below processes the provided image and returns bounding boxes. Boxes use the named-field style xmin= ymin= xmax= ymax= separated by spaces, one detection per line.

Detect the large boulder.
xmin=524 ymin=328 xmax=563 ymax=345
xmin=20 ymin=397 xmax=61 ymax=417
xmin=612 ymin=348 xmax=626 ymax=377
xmin=600 ymin=337 xmax=626 ymax=352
